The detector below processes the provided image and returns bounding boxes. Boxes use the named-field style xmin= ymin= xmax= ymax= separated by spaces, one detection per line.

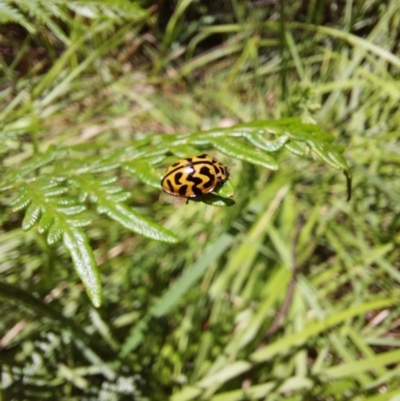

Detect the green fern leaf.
xmin=88 ymin=163 xmax=121 ymax=174
xmin=242 ymin=131 xmax=290 ymax=152
xmin=216 ymin=179 xmax=236 ymax=199
xmin=267 ymin=118 xmax=334 ymax=142
xmin=63 ymin=227 xmax=102 ymax=308
xmin=284 ymin=141 xmax=306 ymax=156
xmin=110 ymin=193 xmax=131 ymax=203
xmin=123 ymin=161 xmax=161 ymax=189
xmin=103 ymin=186 xmax=124 ymax=195
xmin=69 ymin=218 xmax=92 ymax=228
xmin=37 ymin=212 xmax=55 ymax=234
xmin=1 ymin=146 xmax=67 ymax=190
xmin=97 ymin=202 xmax=179 ymax=244
xmin=233 ymin=120 xmax=352 ymax=199
xmin=47 ymin=219 xmax=64 ymax=245
xmin=70 ymin=174 xmax=178 ymax=243
xmin=22 ymin=203 xmax=42 ymax=231
xmin=19 ymin=147 xmax=68 ymax=177
xmin=169 ymin=144 xmax=201 ymax=158
xmin=43 ymin=187 xmax=69 ymax=197
xmin=11 ymin=190 xmax=31 ymax=211
xmin=307 ymin=140 xmax=352 ymax=200
xmin=9 ymin=179 xmax=101 ymax=303
xmin=2 ymin=116 xmax=354 ymax=307
xmin=211 ymin=137 xmax=280 ymax=171
xmin=99 ymin=177 xmax=118 ymax=186
xmin=197 ymin=193 xmax=236 ymax=207
xmin=52 ymin=198 xmax=77 ymax=206
xmin=58 ymin=205 xmax=87 ymax=216
xmin=307 ymin=140 xmax=349 ymax=172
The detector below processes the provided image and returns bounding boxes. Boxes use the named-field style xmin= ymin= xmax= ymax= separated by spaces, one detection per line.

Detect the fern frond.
xmin=242 ymin=131 xmax=290 ymax=152
xmin=211 ymin=137 xmax=280 ymax=171
xmin=124 ymin=119 xmax=352 ymax=200
xmin=2 ymin=118 xmax=352 ymax=305
xmin=21 ymin=202 xmax=41 ymax=231
xmin=11 ymin=189 xmax=32 ymax=211
xmin=63 ymin=226 xmax=101 ymax=307
xmin=47 ymin=218 xmax=64 ymax=245
xmin=69 ymin=174 xmax=178 ymax=244
xmin=1 ymin=146 xmax=67 ymax=191
xmin=11 ymin=178 xmax=90 ymax=239
xmin=37 ymin=211 xmax=54 ymax=233
xmin=9 ymin=178 xmax=101 ymax=306
xmin=284 ymin=141 xmax=306 ymax=156
xmin=122 ymin=161 xmax=161 ymax=189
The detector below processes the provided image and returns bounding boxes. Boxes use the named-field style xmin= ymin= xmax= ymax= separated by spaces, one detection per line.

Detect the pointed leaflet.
xmin=198 ymin=194 xmax=236 ymax=207
xmin=37 ymin=211 xmax=55 ymax=234
xmin=11 ymin=189 xmax=31 ymax=211
xmin=22 ymin=203 xmax=41 ymax=231
xmin=266 ymin=118 xmax=334 ymax=142
xmin=169 ymin=144 xmax=201 ymax=158
xmin=63 ymin=227 xmax=102 ymax=308
xmin=46 ymin=218 xmax=64 ymax=245
xmin=97 ymin=201 xmax=179 ymax=244
xmin=216 ymin=179 xmax=235 ymax=199
xmin=307 ymin=140 xmax=352 ymax=200
xmin=284 ymin=141 xmax=306 ymax=156
xmin=122 ymin=161 xmax=161 ymax=189
xmin=306 ymin=140 xmax=348 ymax=171
xmin=242 ymin=131 xmax=289 ymax=152
xmin=71 ymin=174 xmax=178 ymax=243
xmin=1 ymin=146 xmax=68 ymax=190
xmin=211 ymin=137 xmax=279 ymax=171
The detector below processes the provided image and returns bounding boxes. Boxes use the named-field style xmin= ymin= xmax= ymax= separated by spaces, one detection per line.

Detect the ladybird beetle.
xmin=161 ymin=154 xmax=229 ymax=199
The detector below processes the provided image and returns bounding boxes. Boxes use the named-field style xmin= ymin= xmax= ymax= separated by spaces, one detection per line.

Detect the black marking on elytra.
xmin=166 ymin=179 xmax=174 ymax=193
xmin=192 ymin=185 xmax=203 ymax=196
xmin=186 ymin=173 xmax=204 ymax=186
xmin=174 ymin=172 xmax=183 ymax=185
xmin=198 ymin=154 xmax=208 ymax=158
xmin=179 ymin=185 xmax=189 ymax=196
xmin=186 ymin=170 xmax=208 ymax=195
xmin=199 ymin=166 xmax=214 ymax=188
xmin=164 ymin=160 xmax=193 ymax=179
xmin=199 ymin=165 xmax=212 ymax=175
xmin=214 ymin=165 xmax=221 ymax=174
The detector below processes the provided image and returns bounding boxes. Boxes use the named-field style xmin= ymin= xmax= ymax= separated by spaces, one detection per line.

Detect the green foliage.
xmin=1 ymin=0 xmax=400 ymax=400
xmin=0 ymin=0 xmax=148 ymax=40
xmin=1 ymin=120 xmax=351 ymax=306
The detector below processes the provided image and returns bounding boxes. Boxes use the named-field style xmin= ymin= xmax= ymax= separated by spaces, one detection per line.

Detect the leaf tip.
xmin=91 ymin=295 xmax=102 ymax=308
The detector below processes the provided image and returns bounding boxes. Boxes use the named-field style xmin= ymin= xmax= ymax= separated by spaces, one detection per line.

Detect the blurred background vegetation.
xmin=1 ymin=0 xmax=400 ymax=400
